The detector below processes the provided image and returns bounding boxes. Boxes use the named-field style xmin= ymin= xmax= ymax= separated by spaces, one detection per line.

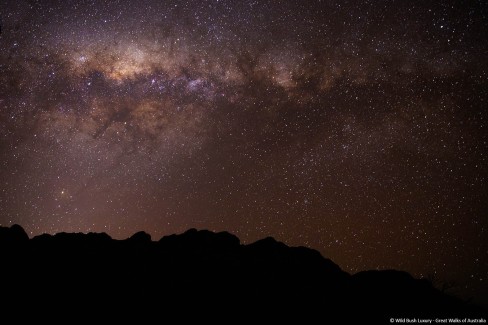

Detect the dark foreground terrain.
xmin=0 ymin=224 xmax=485 ymax=322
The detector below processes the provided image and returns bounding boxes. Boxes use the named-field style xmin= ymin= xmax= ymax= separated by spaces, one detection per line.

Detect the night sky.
xmin=1 ymin=0 xmax=487 ymax=304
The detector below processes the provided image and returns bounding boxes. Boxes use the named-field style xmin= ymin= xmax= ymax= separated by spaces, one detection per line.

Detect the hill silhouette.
xmin=0 ymin=224 xmax=485 ymax=322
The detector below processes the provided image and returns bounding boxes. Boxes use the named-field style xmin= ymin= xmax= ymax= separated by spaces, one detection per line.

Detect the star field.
xmin=1 ymin=0 xmax=487 ymax=305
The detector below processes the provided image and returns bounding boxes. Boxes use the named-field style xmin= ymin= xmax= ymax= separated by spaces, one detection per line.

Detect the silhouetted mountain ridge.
xmin=0 ymin=224 xmax=485 ymax=322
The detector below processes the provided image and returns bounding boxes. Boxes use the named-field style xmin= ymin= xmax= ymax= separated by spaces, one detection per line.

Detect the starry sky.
xmin=1 ymin=0 xmax=487 ymax=304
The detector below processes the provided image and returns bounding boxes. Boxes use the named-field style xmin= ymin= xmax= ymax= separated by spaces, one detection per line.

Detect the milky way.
xmin=1 ymin=0 xmax=487 ymax=304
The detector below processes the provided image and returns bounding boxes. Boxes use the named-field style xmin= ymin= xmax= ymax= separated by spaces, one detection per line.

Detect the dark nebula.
xmin=0 ymin=0 xmax=487 ymax=305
